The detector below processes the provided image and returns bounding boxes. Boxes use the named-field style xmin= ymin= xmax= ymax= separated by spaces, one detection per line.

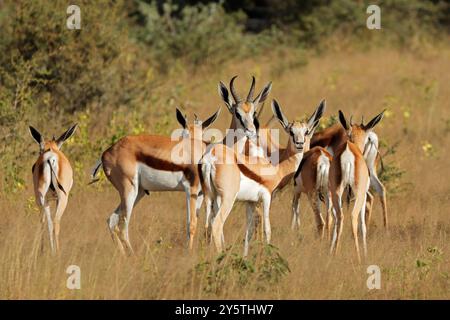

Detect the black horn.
xmin=229 ymin=75 xmax=241 ymax=103
xmin=246 ymin=76 xmax=256 ymax=102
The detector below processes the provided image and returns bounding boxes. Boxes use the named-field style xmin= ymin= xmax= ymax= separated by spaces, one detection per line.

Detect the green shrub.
xmin=193 ymin=244 xmax=290 ymax=295
xmin=134 ymin=0 xmax=247 ymax=71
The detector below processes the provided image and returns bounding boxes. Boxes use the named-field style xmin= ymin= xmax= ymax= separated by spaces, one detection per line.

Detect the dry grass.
xmin=1 ymin=45 xmax=449 ymax=299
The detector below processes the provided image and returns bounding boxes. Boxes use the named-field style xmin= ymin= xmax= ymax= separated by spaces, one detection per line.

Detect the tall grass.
xmin=0 ymin=45 xmax=448 ymax=299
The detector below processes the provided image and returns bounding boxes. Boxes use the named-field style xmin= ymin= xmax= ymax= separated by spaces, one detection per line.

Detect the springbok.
xmin=90 ymin=108 xmax=220 ymax=254
xmin=200 ymin=99 xmax=325 ymax=256
xmin=311 ymin=113 xmax=387 ymax=229
xmin=329 ymin=110 xmax=384 ymax=261
xmin=217 ymin=75 xmax=272 ymax=153
xmin=292 ymin=146 xmax=333 ymax=238
xmin=203 ymin=76 xmax=272 ymax=238
xmin=29 ymin=124 xmax=78 ymax=254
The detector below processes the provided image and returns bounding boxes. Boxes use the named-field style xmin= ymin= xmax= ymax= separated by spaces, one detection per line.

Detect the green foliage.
xmin=135 ymin=0 xmax=247 ymax=71
xmin=0 ymin=0 xmax=153 ymax=192
xmin=378 ymin=140 xmax=408 ymax=195
xmin=194 ymin=244 xmax=290 ymax=295
xmin=287 ymin=0 xmax=449 ymax=48
xmin=415 ymin=246 xmax=444 ymax=280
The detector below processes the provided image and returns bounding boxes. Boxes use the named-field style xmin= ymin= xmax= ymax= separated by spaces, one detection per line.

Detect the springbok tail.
xmin=88 ymin=159 xmax=103 ymax=185
xmin=201 ymin=161 xmax=214 ymax=197
xmin=316 ymin=153 xmax=330 ymax=195
xmin=47 ymin=159 xmax=66 ymax=195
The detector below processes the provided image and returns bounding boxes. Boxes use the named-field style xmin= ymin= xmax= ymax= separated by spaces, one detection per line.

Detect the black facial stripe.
xmin=235 ymin=112 xmax=246 ymax=128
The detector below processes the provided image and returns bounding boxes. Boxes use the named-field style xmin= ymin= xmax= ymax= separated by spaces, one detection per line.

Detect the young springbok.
xmin=91 ymin=108 xmax=220 ymax=254
xmin=329 ymin=110 xmax=384 ymax=261
xmin=292 ymin=146 xmax=333 ymax=238
xmin=311 ymin=115 xmax=387 ymax=229
xmin=29 ymin=124 xmax=78 ymax=254
xmin=200 ymin=99 xmax=325 ymax=256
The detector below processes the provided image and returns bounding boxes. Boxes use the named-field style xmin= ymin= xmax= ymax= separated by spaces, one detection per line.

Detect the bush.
xmin=286 ymin=0 xmax=448 ymax=48
xmin=135 ymin=1 xmax=247 ymax=71
xmin=0 ymin=0 xmax=153 ymax=192
xmin=193 ymin=244 xmax=290 ymax=295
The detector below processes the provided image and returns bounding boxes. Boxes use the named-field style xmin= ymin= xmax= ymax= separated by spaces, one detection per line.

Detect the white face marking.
xmin=138 ymin=163 xmax=185 ymax=191
xmin=289 ymin=124 xmax=308 ymax=150
xmin=235 ymin=105 xmax=256 ymax=136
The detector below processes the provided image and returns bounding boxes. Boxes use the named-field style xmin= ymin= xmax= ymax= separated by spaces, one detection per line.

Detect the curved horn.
xmin=349 ymin=115 xmax=354 ymax=126
xmin=361 ymin=115 xmax=365 ymax=126
xmin=229 ymin=75 xmax=241 ymax=103
xmin=246 ymin=76 xmax=256 ymax=102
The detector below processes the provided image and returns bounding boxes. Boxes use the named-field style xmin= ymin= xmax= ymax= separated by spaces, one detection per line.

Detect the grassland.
xmin=0 ymin=44 xmax=449 ymax=299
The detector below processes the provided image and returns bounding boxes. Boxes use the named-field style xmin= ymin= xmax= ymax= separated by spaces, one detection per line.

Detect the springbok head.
xmin=338 ymin=109 xmax=385 ymax=152
xmin=29 ymin=124 xmax=78 ymax=155
xmin=272 ymin=99 xmax=326 ymax=153
xmin=218 ymin=76 xmax=272 ymax=138
xmin=175 ymin=107 xmax=221 ymax=141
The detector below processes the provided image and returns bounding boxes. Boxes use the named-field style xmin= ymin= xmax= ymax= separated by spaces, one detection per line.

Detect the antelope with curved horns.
xmin=292 ymin=146 xmax=333 ymax=239
xmin=203 ymin=76 xmax=272 ymax=239
xmin=218 ymin=75 xmax=272 ymax=153
xmin=29 ymin=124 xmax=78 ymax=254
xmin=329 ymin=110 xmax=384 ymax=261
xmin=310 ymin=111 xmax=387 ymax=229
xmin=200 ymin=99 xmax=325 ymax=256
xmin=90 ymin=108 xmax=220 ymax=254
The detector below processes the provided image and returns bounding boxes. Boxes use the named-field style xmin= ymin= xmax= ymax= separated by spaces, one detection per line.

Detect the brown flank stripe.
xmin=136 ymin=152 xmax=196 ymax=185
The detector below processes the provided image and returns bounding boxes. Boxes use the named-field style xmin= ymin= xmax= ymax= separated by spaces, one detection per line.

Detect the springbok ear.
xmin=271 ymin=99 xmax=289 ymax=130
xmin=307 ymin=120 xmax=320 ymax=137
xmin=338 ymin=110 xmax=350 ymax=131
xmin=56 ymin=123 xmax=78 ymax=148
xmin=255 ymin=102 xmax=265 ymax=121
xmin=29 ymin=126 xmax=44 ymax=151
xmin=218 ymin=81 xmax=233 ymax=113
xmin=363 ymin=110 xmax=385 ymax=130
xmin=253 ymin=81 xmax=272 ymax=106
xmin=202 ymin=107 xmax=221 ymax=129
xmin=307 ymin=99 xmax=326 ymax=131
xmin=176 ymin=108 xmax=187 ymax=129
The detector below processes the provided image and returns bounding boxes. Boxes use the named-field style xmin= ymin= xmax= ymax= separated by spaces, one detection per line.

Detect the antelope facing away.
xmin=200 ymin=99 xmax=325 ymax=256
xmin=91 ymin=108 xmax=220 ymax=254
xmin=329 ymin=110 xmax=384 ymax=261
xmin=311 ymin=113 xmax=387 ymax=229
xmin=29 ymin=124 xmax=78 ymax=254
xmin=292 ymin=146 xmax=333 ymax=239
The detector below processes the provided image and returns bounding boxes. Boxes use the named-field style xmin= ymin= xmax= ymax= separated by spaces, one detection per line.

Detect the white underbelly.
xmin=138 ymin=163 xmax=185 ymax=191
xmin=236 ymin=173 xmax=266 ymax=202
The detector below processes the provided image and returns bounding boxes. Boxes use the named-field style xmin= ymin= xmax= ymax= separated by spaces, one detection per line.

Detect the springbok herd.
xmin=29 ymin=76 xmax=387 ymax=262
